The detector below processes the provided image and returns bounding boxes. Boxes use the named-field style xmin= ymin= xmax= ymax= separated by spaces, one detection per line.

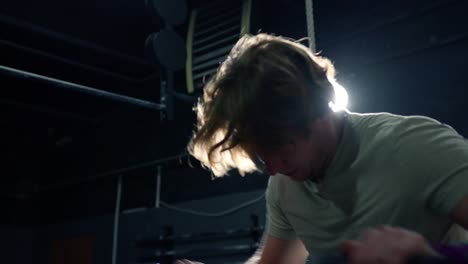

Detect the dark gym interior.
xmin=1 ymin=0 xmax=467 ymax=263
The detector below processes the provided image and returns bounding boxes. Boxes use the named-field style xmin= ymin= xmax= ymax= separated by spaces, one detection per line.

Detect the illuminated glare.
xmin=328 ymin=82 xmax=349 ymax=112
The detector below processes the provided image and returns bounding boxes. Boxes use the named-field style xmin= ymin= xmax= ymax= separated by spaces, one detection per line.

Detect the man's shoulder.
xmin=266 ymin=175 xmax=283 ymax=203
xmin=344 ymin=111 xmax=453 ymax=154
xmin=267 ymin=174 xmax=291 ymax=189
xmin=347 ymin=111 xmax=404 ymax=127
xmin=348 ymin=111 xmax=462 ymax=156
xmin=266 ymin=174 xmax=298 ymax=201
xmin=347 ymin=111 xmax=443 ymax=133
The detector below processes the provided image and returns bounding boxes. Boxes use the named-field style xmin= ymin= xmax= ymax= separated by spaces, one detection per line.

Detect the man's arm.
xmin=245 ymin=232 xmax=308 ymax=264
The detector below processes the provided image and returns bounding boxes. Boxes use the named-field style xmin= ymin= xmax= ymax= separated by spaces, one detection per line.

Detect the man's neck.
xmin=318 ymin=111 xmax=346 ymax=181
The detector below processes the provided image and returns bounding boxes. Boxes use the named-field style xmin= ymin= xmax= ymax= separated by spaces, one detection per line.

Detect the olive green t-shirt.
xmin=266 ymin=111 xmax=468 ymax=256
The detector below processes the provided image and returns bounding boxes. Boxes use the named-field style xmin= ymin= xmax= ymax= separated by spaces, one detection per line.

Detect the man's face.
xmin=257 ymin=119 xmax=335 ymax=181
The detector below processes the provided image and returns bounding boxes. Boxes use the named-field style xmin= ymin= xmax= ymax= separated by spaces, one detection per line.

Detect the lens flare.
xmin=329 ymin=82 xmax=349 ymax=112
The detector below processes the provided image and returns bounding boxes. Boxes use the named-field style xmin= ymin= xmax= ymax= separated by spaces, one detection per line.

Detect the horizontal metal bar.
xmin=196 ymin=7 xmax=241 ymax=29
xmin=192 ymin=55 xmax=226 ymax=72
xmin=0 ymin=14 xmax=150 ymax=67
xmin=0 ymin=39 xmax=157 ymax=83
xmin=137 ymin=228 xmax=263 ymax=246
xmin=0 ymin=192 xmax=31 ymax=200
xmin=0 ymin=13 xmax=150 ymax=66
xmin=194 ymin=25 xmax=240 ymax=48
xmin=122 ymin=207 xmax=148 ymax=214
xmin=39 ymin=153 xmax=189 ymax=192
xmin=0 ymin=64 xmax=165 ymax=111
xmin=0 ymin=97 xmax=98 ymax=123
xmin=170 ymin=91 xmax=197 ymax=103
xmin=319 ymin=0 xmax=460 ymax=49
xmin=195 ymin=16 xmax=239 ymax=38
xmin=193 ymin=34 xmax=238 ymax=55
xmin=193 ymin=45 xmax=234 ymax=65
xmin=193 ymin=68 xmax=218 ymax=80
xmin=196 ymin=2 xmax=235 ymax=18
xmin=358 ymin=31 xmax=468 ymax=68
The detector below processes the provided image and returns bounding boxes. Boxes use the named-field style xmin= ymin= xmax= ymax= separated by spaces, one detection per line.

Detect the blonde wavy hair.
xmin=188 ymin=33 xmax=337 ymax=177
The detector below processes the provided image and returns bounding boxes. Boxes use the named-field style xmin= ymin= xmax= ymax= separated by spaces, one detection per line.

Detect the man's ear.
xmin=308 ymin=112 xmax=331 ymax=129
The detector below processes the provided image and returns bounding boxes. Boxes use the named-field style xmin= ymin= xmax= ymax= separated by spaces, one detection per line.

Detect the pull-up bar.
xmin=0 ymin=64 xmax=166 ymax=111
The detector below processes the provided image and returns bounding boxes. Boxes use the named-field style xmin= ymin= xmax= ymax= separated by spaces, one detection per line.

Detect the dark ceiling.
xmin=1 ymin=0 xmax=467 ymax=225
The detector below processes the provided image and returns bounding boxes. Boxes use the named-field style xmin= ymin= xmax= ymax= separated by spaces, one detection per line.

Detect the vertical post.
xmin=155 ymin=165 xmax=162 ymax=208
xmin=159 ymin=69 xmax=174 ymax=121
xmin=305 ymin=0 xmax=316 ymax=53
xmin=160 ymin=69 xmax=167 ymax=122
xmin=241 ymin=0 xmax=252 ymax=36
xmin=185 ymin=10 xmax=197 ymax=94
xmin=112 ymin=175 xmax=123 ymax=264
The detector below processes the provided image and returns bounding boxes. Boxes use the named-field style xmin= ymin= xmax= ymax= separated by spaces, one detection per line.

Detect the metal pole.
xmin=0 ymin=14 xmax=150 ymax=66
xmin=39 ymin=153 xmax=188 ymax=192
xmin=305 ymin=0 xmax=316 ymax=53
xmin=112 ymin=175 xmax=123 ymax=264
xmin=155 ymin=165 xmax=162 ymax=208
xmin=0 ymin=97 xmax=98 ymax=123
xmin=0 ymin=39 xmax=157 ymax=83
xmin=0 ymin=64 xmax=166 ymax=111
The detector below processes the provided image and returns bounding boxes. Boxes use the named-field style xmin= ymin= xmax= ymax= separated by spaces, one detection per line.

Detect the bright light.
xmin=329 ymin=81 xmax=349 ymax=112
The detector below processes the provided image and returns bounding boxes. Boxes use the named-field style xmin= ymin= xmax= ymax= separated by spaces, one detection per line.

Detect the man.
xmin=186 ymin=33 xmax=468 ymax=263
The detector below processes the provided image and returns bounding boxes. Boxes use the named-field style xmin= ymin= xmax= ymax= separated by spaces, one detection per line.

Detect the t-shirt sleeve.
xmin=265 ymin=177 xmax=297 ymax=240
xmin=393 ymin=116 xmax=468 ymax=216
